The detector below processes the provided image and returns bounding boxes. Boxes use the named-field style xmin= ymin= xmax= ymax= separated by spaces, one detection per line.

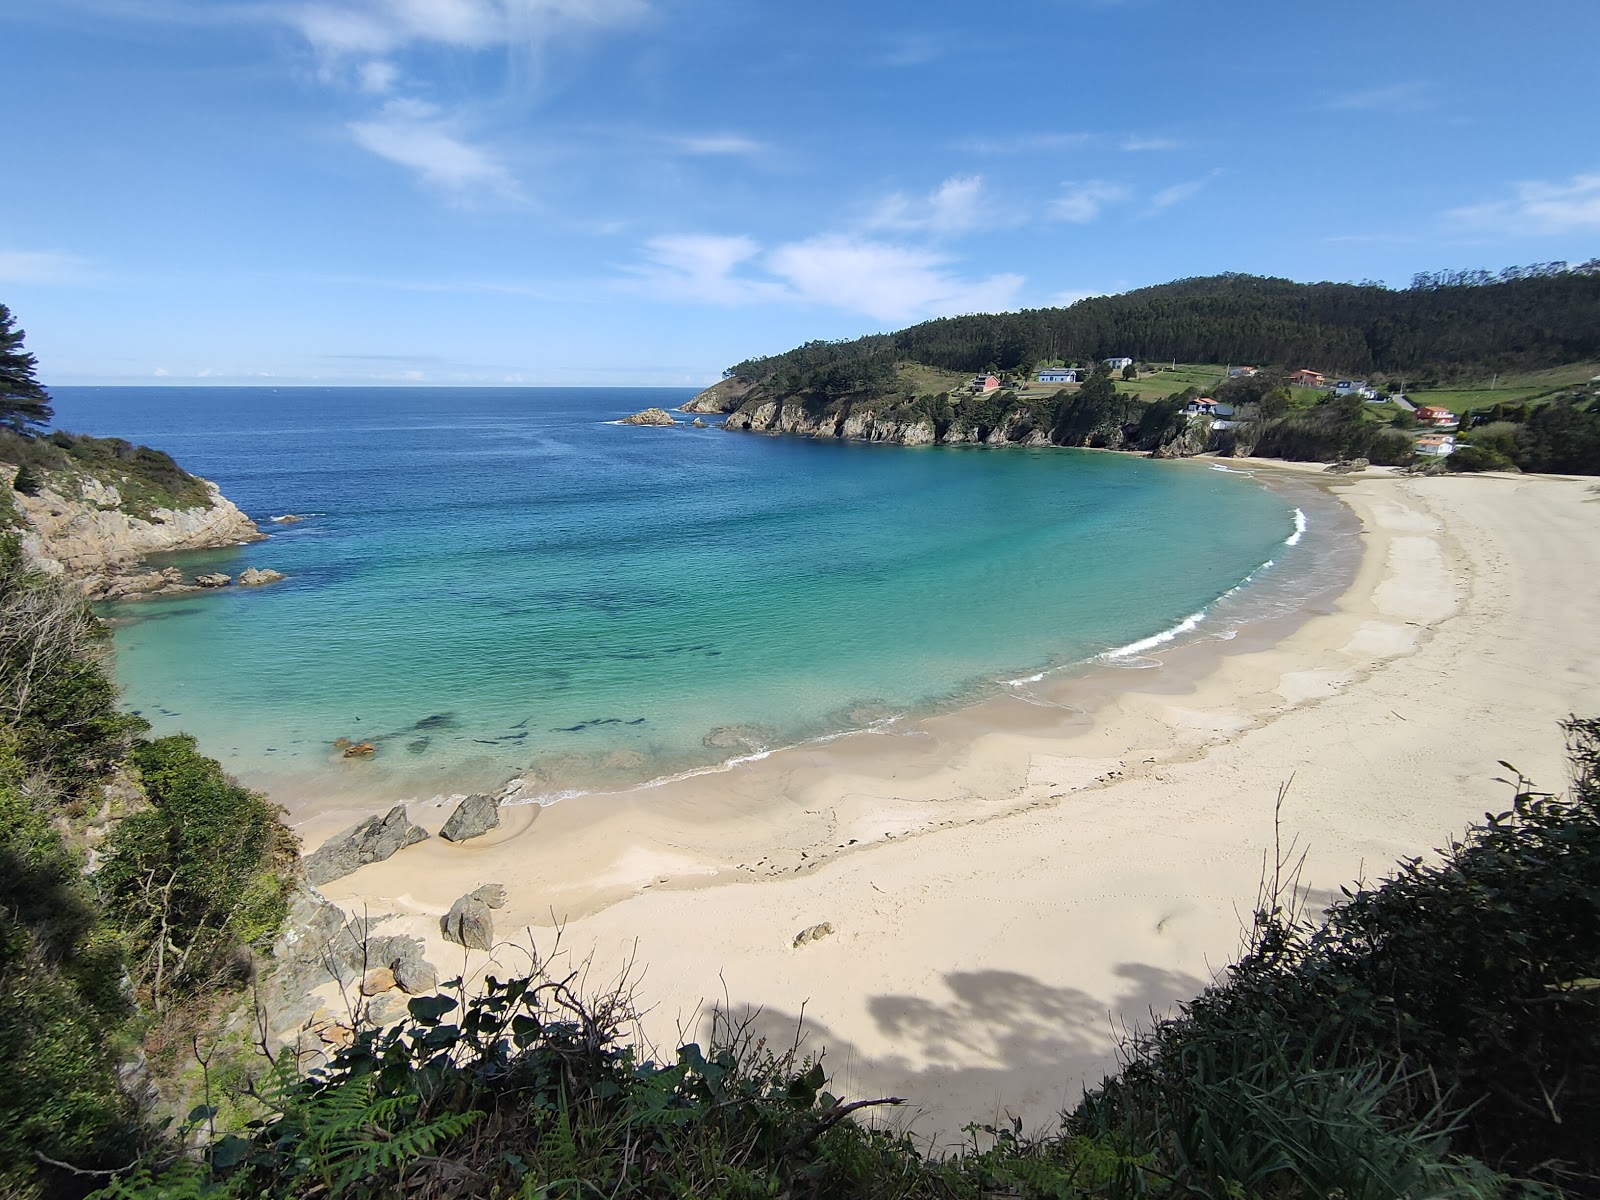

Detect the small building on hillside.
xmin=1416 ymin=432 xmax=1456 ymax=457
xmin=1037 ymin=368 xmax=1079 ymax=384
xmin=1332 ymin=379 xmax=1364 ymax=395
xmin=1104 ymin=356 xmax=1135 ymax=370
xmin=970 ymin=374 xmax=1001 ymax=394
xmin=1185 ymin=396 xmax=1220 ymax=416
xmin=1229 ymin=366 xmax=1258 ymax=378
xmin=1415 ymin=405 xmax=1458 ymax=427
xmin=1289 ymin=369 xmax=1326 ymax=388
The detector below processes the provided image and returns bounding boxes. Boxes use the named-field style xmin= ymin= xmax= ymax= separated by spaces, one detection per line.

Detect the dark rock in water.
xmin=413 ymin=712 xmax=458 ymax=730
xmin=341 ymin=741 xmax=377 ymax=758
xmin=194 ymin=572 xmax=231 ymax=588
xmin=406 ymin=737 xmax=431 ymax=754
xmin=440 ymin=793 xmax=501 ymax=842
xmin=304 ymin=804 xmax=428 ymax=885
xmin=440 ymin=883 xmax=506 ymax=951
xmin=238 ymin=566 xmax=285 ymax=586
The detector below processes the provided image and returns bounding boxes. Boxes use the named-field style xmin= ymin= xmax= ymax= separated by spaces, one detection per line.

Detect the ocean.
xmin=49 ymin=386 xmax=1351 ymax=805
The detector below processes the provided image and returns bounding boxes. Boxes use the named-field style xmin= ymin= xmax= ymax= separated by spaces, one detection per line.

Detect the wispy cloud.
xmin=670 ymin=133 xmax=767 ymax=157
xmin=284 ymin=0 xmax=651 ymax=58
xmin=867 ymin=175 xmax=997 ymax=235
xmin=348 ymin=98 xmax=518 ymax=196
xmin=1445 ymin=171 xmax=1600 ymax=236
xmin=625 ymin=232 xmax=1023 ymax=323
xmin=628 ymin=235 xmax=787 ymax=305
xmin=1120 ymin=134 xmax=1178 ymax=152
xmin=955 ymin=131 xmax=1095 ymax=155
xmin=767 ymin=235 xmax=1022 ymax=322
xmin=1148 ymin=169 xmax=1221 ymax=212
xmin=1048 ymin=180 xmax=1130 ymax=223
xmin=283 ymin=1 xmax=653 ymax=197
xmin=1321 ymin=80 xmax=1433 ymax=112
xmin=0 ymin=248 xmax=99 ymax=286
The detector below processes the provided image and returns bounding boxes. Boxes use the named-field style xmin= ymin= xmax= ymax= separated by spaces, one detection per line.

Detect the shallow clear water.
xmin=52 ymin=387 xmax=1316 ymax=801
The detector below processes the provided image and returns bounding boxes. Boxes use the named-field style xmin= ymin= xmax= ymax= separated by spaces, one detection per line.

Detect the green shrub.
xmin=96 ymin=736 xmax=297 ymax=1011
xmin=13 ymin=462 xmax=42 ymax=495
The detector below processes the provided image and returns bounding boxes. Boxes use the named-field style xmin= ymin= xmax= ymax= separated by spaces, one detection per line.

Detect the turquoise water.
xmin=52 ymin=387 xmax=1325 ymax=802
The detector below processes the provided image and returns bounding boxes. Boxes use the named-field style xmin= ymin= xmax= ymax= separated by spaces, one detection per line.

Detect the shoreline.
xmin=274 ymin=456 xmax=1348 ymax=832
xmin=308 ymin=464 xmax=1600 ymax=1138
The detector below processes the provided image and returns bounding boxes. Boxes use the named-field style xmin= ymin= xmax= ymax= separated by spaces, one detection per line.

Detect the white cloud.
xmin=767 ymin=235 xmax=1022 ymax=323
xmin=671 ymin=134 xmax=766 ymax=156
xmin=630 ymin=234 xmax=788 ymax=305
xmin=285 ymin=0 xmax=650 ymax=57
xmin=1048 ymin=180 xmax=1130 ymax=223
xmin=627 ymin=232 xmax=1023 ymax=323
xmin=0 ymin=248 xmax=97 ymax=285
xmin=1446 ymin=171 xmax=1600 ymax=236
xmin=1149 ymin=170 xmax=1220 ymax=212
xmin=348 ymin=97 xmax=517 ymax=195
xmin=357 ymin=58 xmax=400 ymax=93
xmin=868 ymin=175 xmax=994 ymax=235
xmin=1322 ymin=80 xmax=1432 ymax=112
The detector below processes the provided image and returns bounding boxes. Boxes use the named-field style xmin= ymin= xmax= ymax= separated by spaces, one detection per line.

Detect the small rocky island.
xmin=618 ymin=407 xmax=676 ymax=426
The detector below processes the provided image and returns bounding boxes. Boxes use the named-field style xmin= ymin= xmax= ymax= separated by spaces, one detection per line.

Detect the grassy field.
xmin=1407 ymin=361 xmax=1600 ymax=413
xmin=894 ymin=361 xmax=971 ymax=396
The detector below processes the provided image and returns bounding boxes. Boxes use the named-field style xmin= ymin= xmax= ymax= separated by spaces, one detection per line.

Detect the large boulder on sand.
xmin=439 ymin=793 xmax=501 ymax=842
xmin=304 ymin=804 xmax=428 ymax=885
xmin=440 ymin=883 xmax=508 ymax=951
xmin=618 ymin=407 xmax=676 ymax=426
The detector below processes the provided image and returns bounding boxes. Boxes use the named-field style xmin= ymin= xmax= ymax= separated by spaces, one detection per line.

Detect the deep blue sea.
xmin=50 ymin=387 xmax=1341 ymax=803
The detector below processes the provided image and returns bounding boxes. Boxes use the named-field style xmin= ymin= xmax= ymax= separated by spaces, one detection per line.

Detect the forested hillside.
xmin=728 ymin=262 xmax=1600 ymax=388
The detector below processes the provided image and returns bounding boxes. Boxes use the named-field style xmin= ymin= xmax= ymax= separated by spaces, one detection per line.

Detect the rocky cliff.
xmin=679 ymin=376 xmax=756 ymax=414
xmin=3 ymin=456 xmax=263 ymax=598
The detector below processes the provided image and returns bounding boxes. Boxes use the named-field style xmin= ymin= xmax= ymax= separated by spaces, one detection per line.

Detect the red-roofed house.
xmin=1289 ymin=369 xmax=1326 ymax=388
xmin=1415 ymin=405 xmax=1458 ymax=428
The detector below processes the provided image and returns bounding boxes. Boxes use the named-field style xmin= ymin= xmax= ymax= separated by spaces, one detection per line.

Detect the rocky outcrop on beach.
xmin=303 ymin=804 xmax=429 ymax=885
xmin=256 ymin=886 xmax=442 ymax=1048
xmin=441 ymin=883 xmax=507 ymax=951
xmin=239 ymin=566 xmax=285 ymax=586
xmin=619 ymin=407 xmax=677 ymax=426
xmin=7 ymin=471 xmax=264 ymax=598
xmin=439 ymin=793 xmax=501 ymax=842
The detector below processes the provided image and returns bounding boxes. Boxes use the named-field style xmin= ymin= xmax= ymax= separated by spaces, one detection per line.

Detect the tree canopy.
xmin=0 ymin=303 xmax=53 ymax=433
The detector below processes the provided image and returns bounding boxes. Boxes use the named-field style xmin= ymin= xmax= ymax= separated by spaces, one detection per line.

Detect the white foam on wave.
xmin=1103 ymin=609 xmax=1208 ymax=660
xmin=1208 ymin=464 xmax=1254 ymax=475
xmin=1005 ymin=670 xmax=1049 ymax=686
xmin=1285 ymin=507 xmax=1308 ymax=546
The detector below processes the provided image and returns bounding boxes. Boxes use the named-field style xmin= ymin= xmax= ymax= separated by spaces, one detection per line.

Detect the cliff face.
xmin=722 ymin=397 xmax=1066 ymax=448
xmin=680 ymin=377 xmax=755 ymax=414
xmin=4 ymin=467 xmax=263 ymax=597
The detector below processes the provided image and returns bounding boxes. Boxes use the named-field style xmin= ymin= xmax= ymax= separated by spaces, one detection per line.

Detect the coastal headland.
xmin=300 ymin=464 xmax=1600 ymax=1137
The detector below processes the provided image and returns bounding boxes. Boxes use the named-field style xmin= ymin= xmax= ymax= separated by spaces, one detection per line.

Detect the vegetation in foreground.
xmin=77 ymin=717 xmax=1600 ymax=1199
xmin=0 ymin=536 xmax=298 ymax=1199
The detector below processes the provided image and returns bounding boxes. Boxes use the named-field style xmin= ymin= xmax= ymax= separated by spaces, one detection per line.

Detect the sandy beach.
xmin=306 ymin=465 xmax=1600 ymax=1142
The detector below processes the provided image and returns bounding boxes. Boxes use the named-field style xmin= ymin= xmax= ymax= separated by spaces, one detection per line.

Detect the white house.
xmin=1104 ymin=357 xmax=1134 ymax=370
xmin=1037 ymin=368 xmax=1079 ymax=384
xmin=1415 ymin=433 xmax=1456 ymax=457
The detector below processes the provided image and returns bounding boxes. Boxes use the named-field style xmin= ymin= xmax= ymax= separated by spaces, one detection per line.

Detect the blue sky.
xmin=3 ymin=0 xmax=1597 ymax=386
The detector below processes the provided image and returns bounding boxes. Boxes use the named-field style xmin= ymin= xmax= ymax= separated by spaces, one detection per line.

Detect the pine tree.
xmin=0 ymin=304 xmax=54 ymax=432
